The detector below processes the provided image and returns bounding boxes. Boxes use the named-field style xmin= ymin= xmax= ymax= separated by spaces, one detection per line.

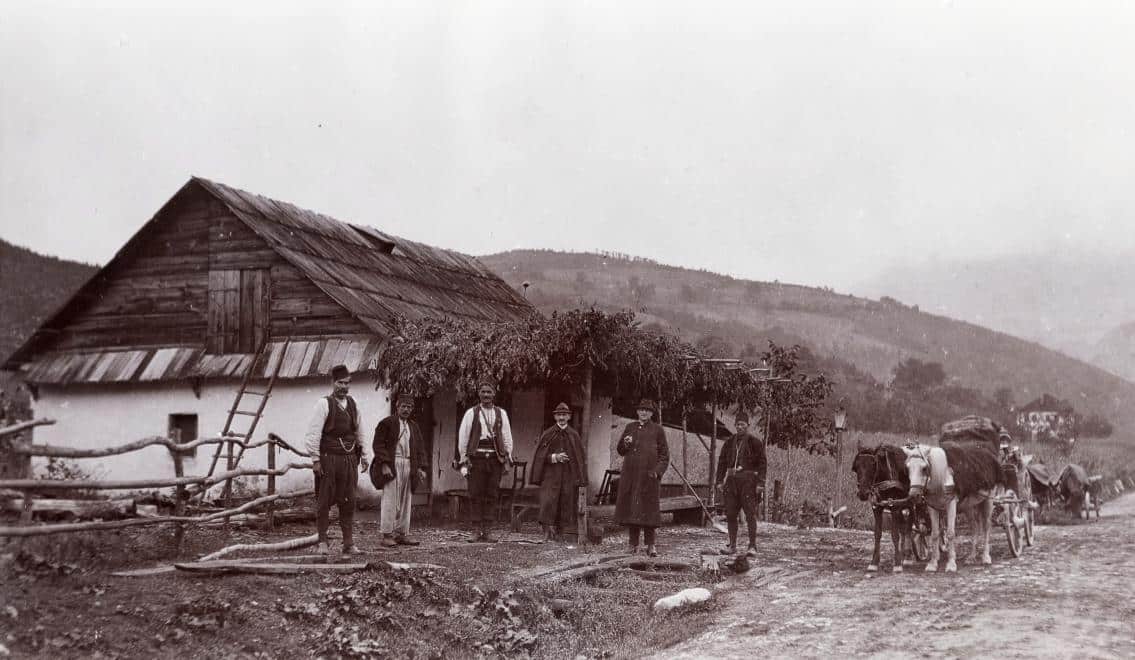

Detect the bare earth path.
xmin=660 ymin=493 xmax=1135 ymax=659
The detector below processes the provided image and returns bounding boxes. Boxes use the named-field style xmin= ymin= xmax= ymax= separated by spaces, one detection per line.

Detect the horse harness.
xmin=868 ymin=448 xmax=908 ymax=511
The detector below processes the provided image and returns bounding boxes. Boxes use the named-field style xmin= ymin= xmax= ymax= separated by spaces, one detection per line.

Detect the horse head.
xmin=851 ymin=448 xmax=878 ymax=501
xmin=903 ymin=445 xmax=931 ymax=497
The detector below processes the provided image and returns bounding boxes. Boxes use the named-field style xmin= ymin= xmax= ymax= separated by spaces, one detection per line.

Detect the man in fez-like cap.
xmin=304 ymin=364 xmax=371 ymax=555
xmin=715 ymin=411 xmax=766 ymax=557
xmin=372 ymin=393 xmax=429 ymax=547
xmin=456 ymin=380 xmax=514 ymax=542
xmin=531 ymin=402 xmax=586 ymax=541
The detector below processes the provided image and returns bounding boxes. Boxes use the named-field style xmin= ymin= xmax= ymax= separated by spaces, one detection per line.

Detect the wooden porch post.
xmin=266 ymin=435 xmax=277 ymax=530
xmin=577 ymin=366 xmax=593 ymax=546
xmin=709 ymin=402 xmax=718 ymax=516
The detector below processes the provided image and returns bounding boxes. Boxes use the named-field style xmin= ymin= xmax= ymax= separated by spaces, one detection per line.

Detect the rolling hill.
xmin=480 ymin=249 xmax=1135 ymax=434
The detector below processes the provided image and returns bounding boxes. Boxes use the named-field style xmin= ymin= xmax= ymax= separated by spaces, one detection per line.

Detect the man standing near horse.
xmin=531 ymin=402 xmax=586 ymax=541
xmin=304 ymin=364 xmax=372 ymax=556
xmin=615 ymin=399 xmax=669 ymax=557
xmin=372 ymin=393 xmax=428 ymax=548
xmin=715 ymin=412 xmax=766 ymax=557
xmin=457 ymin=381 xmax=514 ymax=542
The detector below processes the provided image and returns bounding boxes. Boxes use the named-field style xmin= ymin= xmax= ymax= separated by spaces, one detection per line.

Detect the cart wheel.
xmin=1023 ymin=504 xmax=1035 ymax=547
xmin=1004 ymin=503 xmax=1022 ymax=558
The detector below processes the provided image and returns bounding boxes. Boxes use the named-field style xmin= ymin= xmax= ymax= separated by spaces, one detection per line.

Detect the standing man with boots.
xmin=531 ymin=402 xmax=586 ymax=541
xmin=615 ymin=399 xmax=669 ymax=557
xmin=373 ymin=394 xmax=429 ymax=548
xmin=305 ymin=364 xmax=371 ymax=556
xmin=457 ymin=381 xmax=514 ymax=542
xmin=715 ymin=412 xmax=766 ymax=557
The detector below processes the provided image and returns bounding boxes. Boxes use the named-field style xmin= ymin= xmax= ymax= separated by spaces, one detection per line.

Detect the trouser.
xmin=316 ymin=452 xmax=358 ymax=545
xmin=627 ymin=525 xmax=656 ymax=547
xmin=538 ymin=463 xmax=577 ymax=530
xmin=380 ymin=456 xmax=413 ymax=536
xmin=724 ymin=469 xmax=760 ymax=547
xmin=467 ymin=454 xmax=504 ymax=526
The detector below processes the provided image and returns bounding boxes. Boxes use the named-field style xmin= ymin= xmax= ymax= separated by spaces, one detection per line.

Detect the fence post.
xmin=170 ymin=429 xmax=186 ymax=556
xmin=266 ymin=436 xmax=276 ymax=530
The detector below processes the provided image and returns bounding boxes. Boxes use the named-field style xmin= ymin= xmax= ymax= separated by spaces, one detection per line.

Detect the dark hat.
xmin=330 ymin=364 xmax=350 ymax=381
xmin=553 ymin=402 xmax=571 ymax=415
xmin=396 ymin=393 xmax=415 ymax=406
xmin=735 ymin=412 xmax=750 ymax=424
xmin=636 ymin=398 xmax=655 ymax=411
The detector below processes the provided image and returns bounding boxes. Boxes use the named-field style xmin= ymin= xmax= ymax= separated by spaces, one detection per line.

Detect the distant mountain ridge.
xmin=852 ymin=249 xmax=1135 ymax=380
xmin=480 ymin=249 xmax=1135 ymax=432
xmin=0 ymin=238 xmax=98 ymax=363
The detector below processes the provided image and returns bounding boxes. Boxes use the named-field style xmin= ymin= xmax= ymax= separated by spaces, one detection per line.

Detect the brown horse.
xmin=904 ymin=441 xmax=1003 ymax=572
xmin=851 ymin=444 xmax=916 ymax=573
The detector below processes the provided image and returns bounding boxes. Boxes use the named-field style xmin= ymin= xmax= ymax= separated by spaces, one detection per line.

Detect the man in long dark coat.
xmin=715 ymin=412 xmax=766 ymax=556
xmin=304 ymin=364 xmax=371 ymax=556
xmin=615 ymin=399 xmax=669 ymax=557
xmin=531 ymin=402 xmax=586 ymax=541
xmin=372 ymin=393 xmax=429 ymax=547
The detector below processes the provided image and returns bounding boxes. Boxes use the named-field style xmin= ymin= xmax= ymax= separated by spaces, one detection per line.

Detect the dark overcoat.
xmin=614 ymin=420 xmax=669 ymax=527
xmin=371 ymin=415 xmax=428 ymax=491
xmin=530 ymin=424 xmax=586 ymax=486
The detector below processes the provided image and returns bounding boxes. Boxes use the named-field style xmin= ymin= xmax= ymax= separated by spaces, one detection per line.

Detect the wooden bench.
xmin=589 ymin=495 xmax=704 ymax=525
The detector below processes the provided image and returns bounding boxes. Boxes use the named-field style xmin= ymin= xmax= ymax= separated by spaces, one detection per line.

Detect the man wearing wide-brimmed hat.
xmin=531 ymin=402 xmax=586 ymax=541
xmin=457 ymin=380 xmax=514 ymax=542
xmin=304 ymin=364 xmax=372 ymax=555
xmin=372 ymin=393 xmax=429 ymax=547
xmin=715 ymin=412 xmax=766 ymax=557
xmin=615 ymin=399 xmax=669 ymax=556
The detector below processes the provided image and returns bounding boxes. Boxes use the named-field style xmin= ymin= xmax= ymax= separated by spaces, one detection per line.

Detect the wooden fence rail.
xmin=13 ymin=433 xmax=311 ymax=459
xmin=0 ymin=489 xmax=315 ymax=538
xmin=0 ymin=418 xmax=55 ymax=438
xmin=0 ymin=461 xmax=312 ymax=491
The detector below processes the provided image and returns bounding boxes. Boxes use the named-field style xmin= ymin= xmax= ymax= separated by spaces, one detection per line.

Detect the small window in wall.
xmin=169 ymin=414 xmax=199 ymax=458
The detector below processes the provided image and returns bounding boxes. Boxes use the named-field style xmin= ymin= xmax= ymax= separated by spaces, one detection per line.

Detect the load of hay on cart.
xmin=939 ymin=415 xmax=1035 ymax=557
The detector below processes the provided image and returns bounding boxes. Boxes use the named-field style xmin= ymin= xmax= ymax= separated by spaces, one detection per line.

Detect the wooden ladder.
xmin=197 ymin=332 xmax=291 ymax=503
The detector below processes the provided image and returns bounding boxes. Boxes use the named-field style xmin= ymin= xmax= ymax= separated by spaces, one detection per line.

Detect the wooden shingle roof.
xmin=192 ymin=177 xmax=531 ymax=334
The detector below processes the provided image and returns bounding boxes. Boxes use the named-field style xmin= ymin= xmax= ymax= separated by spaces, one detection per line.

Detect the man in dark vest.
xmin=456 ymin=381 xmax=514 ymax=542
xmin=304 ymin=364 xmax=371 ymax=555
xmin=615 ymin=399 xmax=669 ymax=557
xmin=530 ymin=402 xmax=586 ymax=541
xmin=715 ymin=412 xmax=766 ymax=557
xmin=372 ymin=393 xmax=428 ymax=547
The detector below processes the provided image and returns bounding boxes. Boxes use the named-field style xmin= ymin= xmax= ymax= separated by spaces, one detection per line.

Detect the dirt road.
xmin=661 ymin=493 xmax=1135 ymax=659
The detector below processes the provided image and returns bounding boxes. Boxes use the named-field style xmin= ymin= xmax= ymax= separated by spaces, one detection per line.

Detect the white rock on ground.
xmin=653 ymin=587 xmax=712 ymax=612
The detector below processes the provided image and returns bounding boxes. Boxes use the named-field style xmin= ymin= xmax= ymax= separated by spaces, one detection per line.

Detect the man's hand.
xmin=312 ymin=461 xmax=323 ymax=477
xmin=417 ymin=468 xmax=427 ymax=483
xmin=359 ymin=458 xmax=369 ymax=472
xmin=381 ymin=464 xmax=394 ymax=478
xmin=647 ymin=471 xmax=658 ymax=479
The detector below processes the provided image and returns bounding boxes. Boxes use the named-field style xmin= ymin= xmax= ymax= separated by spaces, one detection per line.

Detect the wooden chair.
xmin=498 ymin=461 xmax=527 ymax=521
xmin=595 ymin=469 xmax=620 ymax=505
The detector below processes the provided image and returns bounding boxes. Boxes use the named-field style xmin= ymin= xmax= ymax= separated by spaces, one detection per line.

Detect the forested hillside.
xmin=481 ymin=249 xmax=1135 ymax=435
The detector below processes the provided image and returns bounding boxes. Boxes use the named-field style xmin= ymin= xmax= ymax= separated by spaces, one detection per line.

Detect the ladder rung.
xmin=230 ymin=410 xmax=259 ymax=416
xmin=242 ymin=391 xmax=269 ymax=397
xmin=223 ymin=432 xmax=247 ymax=438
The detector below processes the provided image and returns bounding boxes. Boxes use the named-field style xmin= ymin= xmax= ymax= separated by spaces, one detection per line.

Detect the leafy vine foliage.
xmin=377 ymin=309 xmax=832 ymax=449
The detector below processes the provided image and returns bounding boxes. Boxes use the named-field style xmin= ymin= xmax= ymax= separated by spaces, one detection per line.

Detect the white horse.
xmin=903 ymin=443 xmax=1000 ymax=572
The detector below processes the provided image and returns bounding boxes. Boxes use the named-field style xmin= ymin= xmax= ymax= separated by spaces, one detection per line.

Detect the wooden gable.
xmin=20 ymin=183 xmax=368 ymax=359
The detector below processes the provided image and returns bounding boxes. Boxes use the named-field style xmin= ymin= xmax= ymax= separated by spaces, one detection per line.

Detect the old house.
xmin=1016 ymin=394 xmax=1076 ymax=442
xmin=1 ymin=177 xmax=579 ymax=500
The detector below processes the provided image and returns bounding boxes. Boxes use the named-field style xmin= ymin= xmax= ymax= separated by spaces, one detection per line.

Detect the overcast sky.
xmin=3 ymin=0 xmax=1134 ymax=290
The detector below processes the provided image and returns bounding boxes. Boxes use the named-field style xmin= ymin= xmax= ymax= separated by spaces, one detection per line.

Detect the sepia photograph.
xmin=1 ymin=1 xmax=1133 ymax=658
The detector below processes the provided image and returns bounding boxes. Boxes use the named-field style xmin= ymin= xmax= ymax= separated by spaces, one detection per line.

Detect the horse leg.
xmin=981 ymin=498 xmax=993 ymax=566
xmin=925 ymin=509 xmax=940 ymax=572
xmin=868 ymin=507 xmax=882 ymax=572
xmin=944 ymin=499 xmax=958 ymax=573
xmin=901 ymin=511 xmax=915 ymax=566
xmin=889 ymin=510 xmax=904 ymax=572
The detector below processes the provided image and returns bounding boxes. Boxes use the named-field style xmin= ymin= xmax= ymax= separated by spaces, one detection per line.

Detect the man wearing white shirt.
xmin=304 ymin=364 xmax=371 ymax=555
xmin=456 ymin=381 xmax=513 ymax=542
xmin=372 ymin=394 xmax=428 ymax=547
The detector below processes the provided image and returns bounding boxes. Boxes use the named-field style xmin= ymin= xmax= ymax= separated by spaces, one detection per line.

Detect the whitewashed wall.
xmin=32 ymin=378 xmax=393 ymax=496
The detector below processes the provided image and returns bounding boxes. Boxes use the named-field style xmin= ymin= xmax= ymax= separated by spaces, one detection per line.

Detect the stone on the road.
xmin=653 ymin=587 xmax=713 ymax=612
